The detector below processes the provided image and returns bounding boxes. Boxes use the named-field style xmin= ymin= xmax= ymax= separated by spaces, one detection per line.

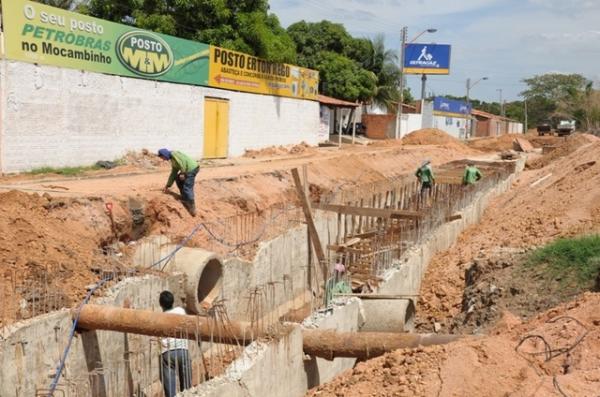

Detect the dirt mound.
xmin=123 ymin=148 xmax=164 ymax=169
xmin=309 ymin=293 xmax=600 ymax=397
xmin=402 ymin=128 xmax=479 ymax=155
xmin=468 ymin=134 xmax=523 ymax=152
xmin=0 ymin=191 xmax=138 ymax=326
xmin=243 ymin=142 xmax=314 ymax=158
xmin=468 ymin=134 xmax=564 ymax=153
xmin=417 ymin=137 xmax=600 ymax=333
xmin=402 ymin=128 xmax=462 ymax=146
xmin=528 ymin=133 xmax=599 ymax=169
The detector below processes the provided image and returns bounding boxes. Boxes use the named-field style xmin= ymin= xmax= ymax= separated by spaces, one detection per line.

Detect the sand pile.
xmin=467 ymin=134 xmax=524 ymax=152
xmin=309 ymin=293 xmax=600 ymax=397
xmin=402 ymin=128 xmax=478 ymax=154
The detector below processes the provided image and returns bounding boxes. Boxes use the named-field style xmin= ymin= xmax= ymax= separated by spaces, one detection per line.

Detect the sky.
xmin=269 ymin=0 xmax=600 ymax=103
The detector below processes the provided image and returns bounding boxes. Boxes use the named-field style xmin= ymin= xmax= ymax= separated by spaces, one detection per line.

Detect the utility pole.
xmin=466 ymin=78 xmax=471 ymax=138
xmin=395 ymin=26 xmax=407 ymax=139
xmin=420 ymin=74 xmax=427 ymax=114
xmin=466 ymin=76 xmax=488 ymax=138
xmin=497 ymin=89 xmax=504 ymax=117
xmin=524 ymin=99 xmax=528 ymax=134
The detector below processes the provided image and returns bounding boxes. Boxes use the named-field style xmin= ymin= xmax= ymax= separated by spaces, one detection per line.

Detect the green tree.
xmin=316 ymin=51 xmax=376 ymax=102
xmin=521 ymin=73 xmax=591 ymax=126
xmin=364 ymin=35 xmax=402 ymax=112
xmin=80 ymin=0 xmax=296 ymax=63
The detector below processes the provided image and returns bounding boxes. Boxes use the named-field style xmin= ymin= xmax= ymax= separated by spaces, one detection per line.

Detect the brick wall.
xmin=0 ymin=60 xmax=319 ymax=172
xmin=362 ymin=114 xmax=396 ymax=139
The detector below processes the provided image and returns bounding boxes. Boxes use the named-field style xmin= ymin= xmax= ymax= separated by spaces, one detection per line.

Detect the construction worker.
xmin=158 ymin=148 xmax=199 ymax=216
xmin=463 ymin=162 xmax=483 ymax=185
xmin=158 ymin=290 xmax=192 ymax=397
xmin=415 ymin=159 xmax=435 ymax=198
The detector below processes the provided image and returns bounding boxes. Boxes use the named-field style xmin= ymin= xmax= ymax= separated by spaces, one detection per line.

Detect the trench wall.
xmin=0 ymin=274 xmax=185 ymax=397
xmin=190 ymin=158 xmax=525 ymax=397
xmin=0 ymin=60 xmax=319 ymax=173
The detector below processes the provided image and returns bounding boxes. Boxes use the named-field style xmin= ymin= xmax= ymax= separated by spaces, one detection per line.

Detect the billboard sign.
xmin=404 ymin=44 xmax=451 ymax=75
xmin=2 ymin=0 xmax=210 ymax=85
xmin=2 ymin=0 xmax=319 ymax=100
xmin=208 ymin=46 xmax=319 ymax=100
xmin=433 ymin=96 xmax=471 ymax=117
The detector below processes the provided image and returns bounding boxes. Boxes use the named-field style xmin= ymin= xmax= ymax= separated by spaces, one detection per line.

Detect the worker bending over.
xmin=463 ymin=162 xmax=483 ymax=185
xmin=158 ymin=149 xmax=199 ymax=216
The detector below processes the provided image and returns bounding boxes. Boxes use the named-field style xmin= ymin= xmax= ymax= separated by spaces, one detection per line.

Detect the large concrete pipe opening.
xmin=132 ymin=237 xmax=223 ymax=314
xmin=166 ymin=248 xmax=224 ymax=314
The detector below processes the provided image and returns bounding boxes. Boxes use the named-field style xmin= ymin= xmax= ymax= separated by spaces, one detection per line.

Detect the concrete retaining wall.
xmin=0 ymin=274 xmax=185 ymax=397
xmin=190 ymin=158 xmax=526 ymax=397
xmin=189 ymin=299 xmax=362 ymax=397
xmin=360 ymin=158 xmax=526 ymax=332
xmin=0 ymin=60 xmax=319 ymax=173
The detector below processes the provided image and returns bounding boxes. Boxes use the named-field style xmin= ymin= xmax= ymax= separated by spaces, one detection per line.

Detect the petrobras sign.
xmin=433 ymin=96 xmax=471 ymax=117
xmin=404 ymin=44 xmax=451 ymax=75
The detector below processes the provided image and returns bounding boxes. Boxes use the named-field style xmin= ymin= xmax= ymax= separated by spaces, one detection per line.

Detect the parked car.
xmin=537 ymin=120 xmax=552 ymax=136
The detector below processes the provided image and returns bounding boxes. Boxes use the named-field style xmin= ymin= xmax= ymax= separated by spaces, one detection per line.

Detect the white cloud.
xmin=528 ymin=0 xmax=600 ymax=13
xmin=270 ymin=0 xmax=600 ymax=101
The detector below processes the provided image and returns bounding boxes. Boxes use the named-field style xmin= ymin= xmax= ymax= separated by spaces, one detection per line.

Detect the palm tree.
xmin=361 ymin=35 xmax=403 ymax=113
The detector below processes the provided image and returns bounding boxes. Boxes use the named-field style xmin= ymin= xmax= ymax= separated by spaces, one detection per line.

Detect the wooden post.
xmin=291 ymin=168 xmax=327 ymax=280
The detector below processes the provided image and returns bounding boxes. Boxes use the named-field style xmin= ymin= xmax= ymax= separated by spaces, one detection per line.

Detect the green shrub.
xmin=527 ymin=235 xmax=600 ymax=287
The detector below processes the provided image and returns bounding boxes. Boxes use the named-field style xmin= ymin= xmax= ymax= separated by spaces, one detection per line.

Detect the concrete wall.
xmin=220 ymin=212 xmax=338 ymax=324
xmin=0 ymin=274 xmax=185 ymax=397
xmin=0 ymin=60 xmax=319 ymax=173
xmin=189 ymin=300 xmax=363 ymax=397
xmin=432 ymin=115 xmax=468 ymax=139
xmin=400 ymin=113 xmax=423 ymax=137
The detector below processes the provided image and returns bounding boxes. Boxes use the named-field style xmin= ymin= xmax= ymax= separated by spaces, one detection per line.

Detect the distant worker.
xmin=415 ymin=159 xmax=435 ymax=196
xmin=463 ymin=162 xmax=483 ymax=185
xmin=158 ymin=149 xmax=199 ymax=216
xmin=159 ymin=290 xmax=192 ymax=397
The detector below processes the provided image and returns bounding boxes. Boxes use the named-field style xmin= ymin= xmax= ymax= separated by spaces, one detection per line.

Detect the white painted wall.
xmin=399 ymin=113 xmax=422 ymax=137
xmin=432 ymin=114 xmax=468 ymax=139
xmin=0 ymin=60 xmax=319 ymax=172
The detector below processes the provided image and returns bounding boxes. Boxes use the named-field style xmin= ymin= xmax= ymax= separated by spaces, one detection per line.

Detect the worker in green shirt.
xmin=415 ymin=159 xmax=435 ymax=195
xmin=158 ymin=149 xmax=199 ymax=216
xmin=463 ymin=162 xmax=483 ymax=185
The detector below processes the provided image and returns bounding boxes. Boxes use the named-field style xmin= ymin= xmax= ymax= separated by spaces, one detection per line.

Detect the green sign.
xmin=2 ymin=0 xmax=209 ymax=85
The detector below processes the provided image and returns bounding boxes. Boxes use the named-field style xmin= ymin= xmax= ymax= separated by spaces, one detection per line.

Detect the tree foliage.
xmin=521 ymin=73 xmax=599 ymax=130
xmin=80 ymin=0 xmax=296 ymax=63
xmin=288 ymin=21 xmax=403 ymax=106
xmin=316 ymin=51 xmax=376 ymax=102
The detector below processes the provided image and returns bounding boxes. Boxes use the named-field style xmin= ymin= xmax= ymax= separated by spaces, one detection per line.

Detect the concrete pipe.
xmin=165 ymin=247 xmax=224 ymax=314
xmin=133 ymin=237 xmax=224 ymax=314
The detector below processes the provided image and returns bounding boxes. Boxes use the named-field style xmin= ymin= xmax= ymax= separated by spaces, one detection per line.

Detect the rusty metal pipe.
xmin=75 ymin=304 xmax=260 ymax=345
xmin=302 ymin=329 xmax=461 ymax=360
xmin=75 ymin=305 xmax=461 ymax=359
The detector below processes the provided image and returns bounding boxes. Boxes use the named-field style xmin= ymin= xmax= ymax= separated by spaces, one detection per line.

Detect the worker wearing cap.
xmin=415 ymin=159 xmax=435 ymax=196
xmin=463 ymin=162 xmax=483 ymax=185
xmin=158 ymin=290 xmax=192 ymax=397
xmin=158 ymin=149 xmax=199 ymax=216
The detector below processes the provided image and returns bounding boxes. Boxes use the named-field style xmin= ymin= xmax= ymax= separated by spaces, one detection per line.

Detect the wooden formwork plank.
xmin=291 ymin=168 xmax=327 ymax=276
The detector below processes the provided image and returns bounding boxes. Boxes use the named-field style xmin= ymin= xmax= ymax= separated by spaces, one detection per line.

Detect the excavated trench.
xmin=0 ymin=157 xmax=524 ymax=397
